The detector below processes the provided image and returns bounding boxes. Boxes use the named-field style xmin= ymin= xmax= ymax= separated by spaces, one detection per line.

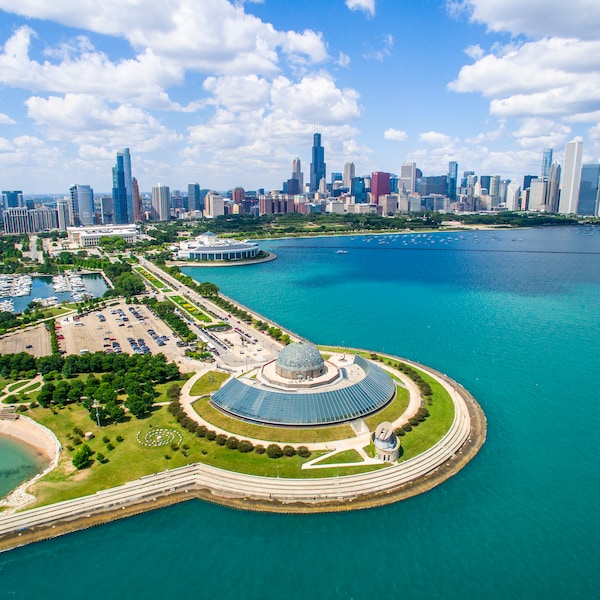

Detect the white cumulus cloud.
xmin=345 ymin=0 xmax=375 ymax=17
xmin=384 ymin=128 xmax=408 ymax=142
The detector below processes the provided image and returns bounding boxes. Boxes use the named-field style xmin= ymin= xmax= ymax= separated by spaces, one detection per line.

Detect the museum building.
xmin=177 ymin=232 xmax=259 ymax=261
xmin=210 ymin=341 xmax=396 ymax=427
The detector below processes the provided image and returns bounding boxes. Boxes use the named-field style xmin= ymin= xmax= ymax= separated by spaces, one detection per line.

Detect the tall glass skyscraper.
xmin=560 ymin=140 xmax=583 ymax=214
xmin=447 ymin=161 xmax=458 ymax=200
xmin=577 ymin=164 xmax=600 ymax=216
xmin=310 ymin=133 xmax=326 ymax=193
xmin=541 ymin=149 xmax=553 ymax=179
xmin=69 ymin=184 xmax=94 ymax=226
xmin=112 ymin=148 xmax=133 ymax=224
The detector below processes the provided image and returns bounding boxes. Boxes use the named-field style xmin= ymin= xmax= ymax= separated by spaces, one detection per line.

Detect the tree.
xmin=72 ymin=444 xmax=93 ymax=469
xmin=266 ymin=444 xmax=283 ymax=459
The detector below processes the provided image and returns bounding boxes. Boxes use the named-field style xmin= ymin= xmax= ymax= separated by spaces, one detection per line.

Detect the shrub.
xmin=402 ymin=424 xmax=412 ymax=432
xmin=238 ymin=440 xmax=254 ymax=453
xmin=215 ymin=434 xmax=227 ymax=446
xmin=164 ymin=454 xmax=171 ymax=460
xmin=254 ymin=444 xmax=266 ymax=454
xmin=297 ymin=446 xmax=311 ymax=458
xmin=72 ymin=444 xmax=92 ymax=470
xmin=206 ymin=430 xmax=216 ymax=441
xmin=266 ymin=444 xmax=283 ymax=459
xmin=170 ymin=442 xmax=179 ymax=451
xmin=196 ymin=425 xmax=207 ymax=438
xmin=29 ymin=401 xmax=38 ymax=409
xmin=73 ymin=437 xmax=82 ymax=445
xmin=106 ymin=442 xmax=115 ymax=451
xmin=66 ymin=444 xmax=74 ymax=451
xmin=116 ymin=435 xmax=124 ymax=442
xmin=16 ymin=404 xmax=28 ymax=413
xmin=226 ymin=437 xmax=239 ymax=450
xmin=96 ymin=452 xmax=106 ymax=463
xmin=73 ymin=427 xmax=84 ymax=437
xmin=102 ymin=436 xmax=110 ymax=443
xmin=283 ymin=445 xmax=296 ymax=457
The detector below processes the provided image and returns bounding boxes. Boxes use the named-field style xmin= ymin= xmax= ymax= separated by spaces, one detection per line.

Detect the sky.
xmin=0 ymin=0 xmax=600 ymax=194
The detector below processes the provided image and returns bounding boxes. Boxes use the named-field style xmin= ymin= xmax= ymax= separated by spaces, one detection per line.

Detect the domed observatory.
xmin=276 ymin=342 xmax=326 ymax=380
xmin=373 ymin=422 xmax=399 ymax=462
xmin=211 ymin=343 xmax=396 ymax=427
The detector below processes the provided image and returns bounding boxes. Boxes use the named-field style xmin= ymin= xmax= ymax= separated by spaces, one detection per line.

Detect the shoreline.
xmin=0 ymin=356 xmax=485 ymax=553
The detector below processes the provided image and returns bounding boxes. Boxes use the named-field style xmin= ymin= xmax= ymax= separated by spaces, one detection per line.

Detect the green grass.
xmin=363 ymin=385 xmax=410 ymax=429
xmin=133 ymin=266 xmax=166 ymax=290
xmin=314 ymin=449 xmax=363 ymax=465
xmin=189 ymin=371 xmax=230 ymax=396
xmin=153 ymin=377 xmax=189 ymax=403
xmin=6 ymin=380 xmax=29 ymax=393
xmin=192 ymin=397 xmax=355 ymax=443
xmin=397 ymin=370 xmax=455 ymax=461
xmin=169 ymin=295 xmax=211 ymax=323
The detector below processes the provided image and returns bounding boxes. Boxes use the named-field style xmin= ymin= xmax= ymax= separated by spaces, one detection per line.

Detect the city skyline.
xmin=0 ymin=1 xmax=600 ymax=193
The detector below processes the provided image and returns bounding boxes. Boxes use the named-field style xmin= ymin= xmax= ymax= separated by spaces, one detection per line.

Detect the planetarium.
xmin=210 ymin=342 xmax=396 ymax=427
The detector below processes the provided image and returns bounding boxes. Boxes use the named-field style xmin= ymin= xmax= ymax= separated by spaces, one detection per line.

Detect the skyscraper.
xmin=541 ymin=149 xmax=553 ymax=179
xmin=188 ymin=183 xmax=201 ymax=212
xmin=547 ymin=162 xmax=561 ymax=212
xmin=577 ymin=164 xmax=600 ymax=216
xmin=69 ymin=184 xmax=94 ymax=226
xmin=292 ymin=157 xmax=304 ymax=191
xmin=343 ymin=162 xmax=355 ymax=189
xmin=132 ymin=177 xmax=142 ymax=221
xmin=151 ymin=184 xmax=170 ymax=221
xmin=2 ymin=191 xmax=23 ymax=210
xmin=310 ymin=133 xmax=326 ymax=193
xmin=56 ymin=198 xmax=70 ymax=230
xmin=112 ymin=149 xmax=133 ymax=223
xmin=447 ymin=161 xmax=458 ymax=200
xmin=371 ymin=172 xmax=390 ymax=204
xmin=559 ymin=140 xmax=583 ymax=214
xmin=400 ymin=163 xmax=416 ymax=194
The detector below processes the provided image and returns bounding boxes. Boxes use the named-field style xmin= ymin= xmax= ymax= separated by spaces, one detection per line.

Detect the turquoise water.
xmin=1 ymin=226 xmax=599 ymax=599
xmin=0 ymin=436 xmax=46 ymax=500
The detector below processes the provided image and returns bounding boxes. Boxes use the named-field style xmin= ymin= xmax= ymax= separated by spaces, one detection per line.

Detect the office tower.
xmin=461 ymin=171 xmax=475 ymax=188
xmin=151 ymin=184 xmax=170 ymax=221
xmin=343 ymin=162 xmax=355 ymax=189
xmin=318 ymin=176 xmax=327 ymax=195
xmin=112 ymin=153 xmax=128 ymax=224
xmin=490 ymin=175 xmax=501 ymax=207
xmin=522 ymin=175 xmax=536 ymax=191
xmin=29 ymin=208 xmax=58 ymax=232
xmin=56 ymin=198 xmax=70 ymax=230
xmin=577 ymin=164 xmax=600 ymax=216
xmin=400 ymin=163 xmax=416 ymax=194
xmin=188 ymin=183 xmax=201 ymax=212
xmin=69 ymin=184 xmax=94 ymax=226
xmin=292 ymin=157 xmax=304 ymax=191
xmin=528 ymin=179 xmax=548 ymax=211
xmin=285 ymin=179 xmax=300 ymax=195
xmin=389 ymin=175 xmax=399 ymax=194
xmin=3 ymin=208 xmax=31 ymax=233
xmin=351 ymin=177 xmax=367 ymax=203
xmin=479 ymin=175 xmax=491 ymax=194
xmin=132 ymin=177 xmax=142 ymax=221
xmin=100 ymin=196 xmax=113 ymax=224
xmin=119 ymin=148 xmax=133 ymax=222
xmin=559 ymin=140 xmax=583 ymax=214
xmin=371 ymin=172 xmax=390 ymax=204
xmin=2 ymin=190 xmax=23 ymax=209
xmin=232 ymin=187 xmax=245 ymax=204
xmin=205 ymin=192 xmax=225 ymax=217
xmin=419 ymin=176 xmax=447 ymax=196
xmin=506 ymin=182 xmax=521 ymax=211
xmin=541 ymin=149 xmax=553 ymax=179
xmin=447 ymin=161 xmax=458 ymax=200
xmin=310 ymin=132 xmax=326 ymax=192
xmin=331 ymin=172 xmax=342 ymax=186
xmin=547 ymin=162 xmax=561 ymax=212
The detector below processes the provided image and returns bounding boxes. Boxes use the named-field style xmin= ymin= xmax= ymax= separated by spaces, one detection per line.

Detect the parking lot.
xmin=0 ymin=323 xmax=51 ymax=358
xmin=56 ymin=301 xmax=188 ymax=365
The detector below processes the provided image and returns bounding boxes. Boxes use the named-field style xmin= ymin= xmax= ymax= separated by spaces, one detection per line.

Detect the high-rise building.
xmin=351 ymin=177 xmax=367 ymax=203
xmin=560 ymin=140 xmax=583 ymax=214
xmin=56 ymin=198 xmax=70 ymax=230
xmin=371 ymin=172 xmax=390 ymax=204
xmin=489 ymin=175 xmax=501 ymax=207
xmin=132 ymin=177 xmax=142 ymax=221
xmin=523 ymin=175 xmax=536 ymax=191
xmin=232 ymin=187 xmax=245 ymax=204
xmin=343 ymin=162 xmax=355 ymax=189
xmin=69 ymin=184 xmax=94 ymax=226
xmin=447 ymin=161 xmax=458 ymax=200
xmin=151 ymin=184 xmax=170 ymax=221
xmin=100 ymin=196 xmax=113 ymax=224
xmin=479 ymin=175 xmax=491 ymax=194
xmin=112 ymin=153 xmax=128 ymax=224
xmin=577 ymin=164 xmax=600 ymax=216
xmin=188 ymin=183 xmax=201 ymax=212
xmin=400 ymin=163 xmax=416 ymax=194
xmin=547 ymin=162 xmax=561 ymax=212
xmin=528 ymin=179 xmax=548 ymax=211
xmin=120 ymin=148 xmax=133 ymax=222
xmin=2 ymin=191 xmax=23 ymax=210
xmin=541 ymin=149 xmax=553 ymax=179
xmin=419 ymin=176 xmax=447 ymax=196
xmin=292 ymin=158 xmax=304 ymax=192
xmin=506 ymin=182 xmax=521 ymax=211
xmin=310 ymin=133 xmax=326 ymax=193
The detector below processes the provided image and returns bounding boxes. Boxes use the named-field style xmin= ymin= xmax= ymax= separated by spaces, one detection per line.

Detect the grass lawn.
xmin=363 ymin=385 xmax=410 ymax=429
xmin=133 ymin=267 xmax=167 ymax=290
xmin=192 ymin=397 xmax=355 ymax=443
xmin=397 ymin=369 xmax=455 ymax=461
xmin=6 ymin=380 xmax=29 ymax=393
xmin=169 ymin=295 xmax=211 ymax=323
xmin=314 ymin=449 xmax=363 ymax=465
xmin=153 ymin=377 xmax=190 ymax=402
xmin=189 ymin=371 xmax=230 ymax=396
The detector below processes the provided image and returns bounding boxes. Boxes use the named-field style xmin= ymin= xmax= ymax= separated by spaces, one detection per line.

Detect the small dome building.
xmin=373 ymin=422 xmax=399 ymax=462
xmin=275 ymin=341 xmax=326 ymax=381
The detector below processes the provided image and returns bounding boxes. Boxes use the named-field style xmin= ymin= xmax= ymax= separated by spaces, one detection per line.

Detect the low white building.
xmin=177 ymin=232 xmax=259 ymax=261
xmin=66 ymin=225 xmax=138 ymax=247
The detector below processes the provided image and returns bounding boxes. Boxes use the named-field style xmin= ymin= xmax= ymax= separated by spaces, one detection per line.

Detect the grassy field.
xmin=133 ymin=267 xmax=169 ymax=291
xmin=397 ymin=369 xmax=455 ymax=461
xmin=169 ymin=295 xmax=212 ymax=323
xmin=189 ymin=371 xmax=230 ymax=396
xmin=314 ymin=449 xmax=363 ymax=465
xmin=192 ymin=397 xmax=356 ymax=443
xmin=363 ymin=385 xmax=410 ymax=429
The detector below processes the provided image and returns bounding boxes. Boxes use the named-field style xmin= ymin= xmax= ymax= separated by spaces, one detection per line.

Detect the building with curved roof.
xmin=275 ymin=341 xmax=326 ymax=380
xmin=177 ymin=232 xmax=259 ymax=261
xmin=211 ymin=353 xmax=396 ymax=427
xmin=373 ymin=422 xmax=399 ymax=462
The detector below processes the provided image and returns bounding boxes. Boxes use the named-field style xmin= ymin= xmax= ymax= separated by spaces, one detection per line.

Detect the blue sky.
xmin=0 ymin=0 xmax=599 ymax=194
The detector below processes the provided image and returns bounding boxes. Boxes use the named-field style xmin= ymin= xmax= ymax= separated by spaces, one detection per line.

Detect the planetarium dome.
xmin=276 ymin=341 xmax=326 ymax=380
